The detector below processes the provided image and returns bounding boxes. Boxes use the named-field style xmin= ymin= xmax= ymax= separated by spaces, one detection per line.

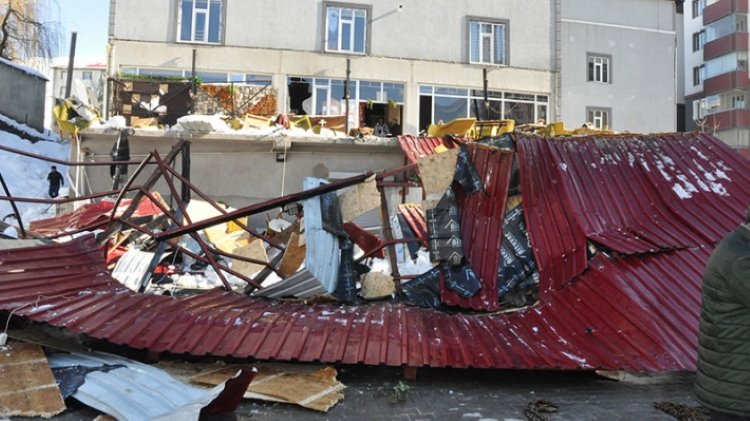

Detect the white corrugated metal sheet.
xmin=48 ymin=352 xmax=235 ymax=421
xmin=302 ymin=177 xmax=340 ymax=294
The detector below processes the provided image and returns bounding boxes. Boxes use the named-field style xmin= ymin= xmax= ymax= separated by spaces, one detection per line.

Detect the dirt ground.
xmin=44 ymin=364 xmax=699 ymax=421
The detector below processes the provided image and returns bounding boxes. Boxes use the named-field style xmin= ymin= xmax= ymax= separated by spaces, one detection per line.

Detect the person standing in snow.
xmin=695 ymin=205 xmax=750 ymax=420
xmin=47 ymin=166 xmax=64 ymax=198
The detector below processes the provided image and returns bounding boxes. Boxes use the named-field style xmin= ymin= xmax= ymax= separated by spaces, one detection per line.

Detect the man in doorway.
xmin=695 ymin=206 xmax=750 ymax=420
xmin=374 ymin=118 xmax=391 ymax=137
xmin=47 ymin=166 xmax=64 ymax=198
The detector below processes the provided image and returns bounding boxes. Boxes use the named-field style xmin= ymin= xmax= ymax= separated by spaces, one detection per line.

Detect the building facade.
xmin=107 ymin=0 xmax=679 ymax=134
xmin=685 ymin=0 xmax=750 ymax=157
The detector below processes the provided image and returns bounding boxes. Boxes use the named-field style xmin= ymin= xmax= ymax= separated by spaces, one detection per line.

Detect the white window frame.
xmin=692 ymin=0 xmax=705 ymax=19
xmin=587 ymin=107 xmax=611 ymax=129
xmin=469 ymin=19 xmax=507 ymax=65
xmin=178 ymin=0 xmax=223 ymax=44
xmin=324 ymin=5 xmax=368 ymax=54
xmin=587 ymin=54 xmax=611 ymax=83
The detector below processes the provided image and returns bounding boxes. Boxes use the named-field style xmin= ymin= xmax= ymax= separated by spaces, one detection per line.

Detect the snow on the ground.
xmin=0 ymin=121 xmax=70 ymax=231
xmin=0 ymin=112 xmax=58 ymax=140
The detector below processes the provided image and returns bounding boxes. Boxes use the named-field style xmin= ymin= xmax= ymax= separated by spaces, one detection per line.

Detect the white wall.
xmin=560 ymin=0 xmax=678 ymax=132
xmin=112 ymin=0 xmax=552 ymax=71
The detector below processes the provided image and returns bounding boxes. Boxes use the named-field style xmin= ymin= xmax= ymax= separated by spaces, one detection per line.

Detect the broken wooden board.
xmin=0 ymin=342 xmax=66 ymax=418
xmin=417 ymin=148 xmax=459 ymax=199
xmin=339 ymin=175 xmax=380 ymax=223
xmin=278 ymin=231 xmax=306 ymax=277
xmin=191 ymin=364 xmax=345 ymax=413
xmin=231 ymin=238 xmax=268 ymax=276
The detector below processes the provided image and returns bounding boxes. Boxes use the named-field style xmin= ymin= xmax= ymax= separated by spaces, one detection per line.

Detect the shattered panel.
xmin=0 ymin=342 xmax=66 ymax=418
xmin=192 ymin=364 xmax=345 ymax=413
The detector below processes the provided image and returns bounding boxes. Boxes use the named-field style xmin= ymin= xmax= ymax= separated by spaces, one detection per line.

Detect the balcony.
xmin=704 ymin=0 xmax=749 ymax=24
xmin=704 ymin=109 xmax=750 ymax=129
xmin=705 ymin=32 xmax=749 ymax=60
xmin=703 ymin=70 xmax=749 ymax=96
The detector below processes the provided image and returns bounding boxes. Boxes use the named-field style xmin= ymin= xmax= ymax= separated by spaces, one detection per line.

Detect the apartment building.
xmin=685 ymin=0 xmax=750 ymax=157
xmin=107 ymin=0 xmax=679 ymax=134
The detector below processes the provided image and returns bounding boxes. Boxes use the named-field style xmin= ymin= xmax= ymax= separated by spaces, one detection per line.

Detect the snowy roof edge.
xmin=0 ymin=56 xmax=49 ymax=81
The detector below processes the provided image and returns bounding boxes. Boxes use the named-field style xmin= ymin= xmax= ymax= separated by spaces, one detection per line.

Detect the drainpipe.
xmin=64 ymin=32 xmax=77 ymax=99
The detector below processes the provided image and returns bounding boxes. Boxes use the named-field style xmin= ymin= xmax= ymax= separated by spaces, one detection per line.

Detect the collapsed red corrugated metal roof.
xmin=396 ymin=135 xmax=462 ymax=164
xmin=516 ymin=132 xmax=750 ymax=296
xmin=0 ymin=236 xmax=709 ymax=370
xmin=29 ymin=199 xmax=163 ymax=236
xmin=1 ymin=132 xmax=748 ymax=371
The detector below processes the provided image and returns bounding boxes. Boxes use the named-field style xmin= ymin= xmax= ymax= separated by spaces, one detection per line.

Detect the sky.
xmin=52 ymin=0 xmax=110 ymax=60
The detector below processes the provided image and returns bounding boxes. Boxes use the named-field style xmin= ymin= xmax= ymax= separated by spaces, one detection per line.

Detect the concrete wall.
xmin=76 ymin=129 xmax=405 ymax=210
xmin=559 ymin=0 xmax=678 ymax=132
xmin=0 ymin=60 xmax=47 ymax=131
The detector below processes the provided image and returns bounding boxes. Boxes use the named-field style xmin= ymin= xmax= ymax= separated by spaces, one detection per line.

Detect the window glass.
xmin=245 ymin=74 xmax=272 ymax=86
xmin=197 ymin=71 xmax=227 ymax=83
xmin=327 ymin=8 xmax=339 ymax=50
xmin=434 ymin=96 xmax=468 ymax=123
xmin=82 ymin=71 xmax=93 ymax=81
xmin=469 ymin=20 xmax=506 ymax=65
xmin=469 ymin=99 xmax=502 ymax=120
xmin=383 ymin=83 xmax=404 ymax=103
xmin=359 ymin=81 xmax=381 ymax=101
xmin=704 ymin=52 xmax=747 ymax=79
xmin=537 ymin=104 xmax=547 ymax=123
xmin=504 ymin=101 xmax=534 ymax=124
xmin=208 ymin=0 xmax=222 ymax=43
xmin=587 ymin=55 xmax=610 ymax=83
xmin=180 ymin=0 xmax=193 ymax=41
xmin=326 ymin=6 xmax=366 ymax=53
xmin=139 ymin=68 xmax=183 ymax=78
xmin=435 ymin=87 xmax=468 ymax=96
xmin=179 ymin=0 xmax=222 ymax=43
xmin=505 ymin=93 xmax=535 ymax=101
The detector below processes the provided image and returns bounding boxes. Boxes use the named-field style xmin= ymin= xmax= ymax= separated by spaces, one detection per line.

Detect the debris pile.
xmin=1 ymin=114 xmax=750 ymax=418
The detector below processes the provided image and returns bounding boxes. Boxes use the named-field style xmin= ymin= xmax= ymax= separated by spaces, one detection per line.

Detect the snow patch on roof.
xmin=0 ymin=56 xmax=49 ymax=80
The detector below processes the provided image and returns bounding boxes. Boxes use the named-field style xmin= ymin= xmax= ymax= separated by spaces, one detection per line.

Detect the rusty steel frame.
xmin=159 ymin=162 xmax=283 ymax=251
xmin=0 ymin=170 xmax=26 ymax=238
xmin=0 ymin=142 xmax=159 ymax=167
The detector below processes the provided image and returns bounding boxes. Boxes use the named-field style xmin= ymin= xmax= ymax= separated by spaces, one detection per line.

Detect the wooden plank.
xmin=0 ymin=342 xmax=66 ymax=418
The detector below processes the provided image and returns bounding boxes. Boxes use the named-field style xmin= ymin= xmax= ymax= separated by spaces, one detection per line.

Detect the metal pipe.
xmin=107 ymin=153 xmax=155 ymax=226
xmin=344 ymin=58 xmax=351 ymax=135
xmin=0 ymin=186 xmax=140 ymax=204
xmin=153 ymin=153 xmax=234 ymax=291
xmin=0 ymin=171 xmax=26 ymax=238
xmin=64 ymin=32 xmax=77 ymax=99
xmin=0 ymin=143 xmax=157 ymax=167
xmin=180 ymin=141 xmax=191 ymax=204
xmin=160 ymin=163 xmax=283 ymax=250
xmin=157 ymin=172 xmax=372 ymax=241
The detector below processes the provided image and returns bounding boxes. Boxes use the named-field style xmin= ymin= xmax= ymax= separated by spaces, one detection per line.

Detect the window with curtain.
xmin=325 ymin=6 xmax=367 ymax=54
xmin=179 ymin=0 xmax=223 ymax=44
xmin=469 ymin=20 xmax=507 ymax=65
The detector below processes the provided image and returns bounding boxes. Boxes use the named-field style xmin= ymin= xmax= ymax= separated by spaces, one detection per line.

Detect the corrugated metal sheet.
xmin=0 ymin=236 xmax=711 ymax=370
xmin=396 ymin=135 xmax=462 ymax=164
xmin=48 ymin=352 xmax=243 ymax=421
xmin=516 ymin=133 xmax=750 ymax=296
xmin=398 ymin=204 xmax=428 ymax=247
xmin=29 ymin=199 xmax=162 ymax=236
xmin=440 ymin=144 xmax=513 ymax=310
xmin=302 ymin=178 xmax=339 ymax=294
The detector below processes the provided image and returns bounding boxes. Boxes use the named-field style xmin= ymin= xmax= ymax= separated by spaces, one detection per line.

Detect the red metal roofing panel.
xmin=0 ymin=236 xmax=712 ymax=371
xmin=398 ymin=204 xmax=428 ymax=246
xmin=29 ymin=199 xmax=163 ymax=235
xmin=516 ymin=135 xmax=588 ymax=295
xmin=440 ymin=144 xmax=513 ymax=311
xmin=396 ymin=135 xmax=462 ymax=164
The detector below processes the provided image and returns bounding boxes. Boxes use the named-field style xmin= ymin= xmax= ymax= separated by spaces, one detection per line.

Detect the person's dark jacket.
xmin=47 ymin=170 xmax=64 ymax=187
xmin=695 ymin=224 xmax=750 ymax=417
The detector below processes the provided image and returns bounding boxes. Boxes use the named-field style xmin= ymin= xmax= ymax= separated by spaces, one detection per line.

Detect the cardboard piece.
xmin=278 ymin=231 xmax=306 ymax=277
xmin=231 ymin=238 xmax=269 ymax=277
xmin=359 ymin=272 xmax=395 ymax=300
xmin=339 ymin=176 xmax=380 ymax=223
xmin=191 ymin=364 xmax=345 ymax=413
xmin=417 ymin=148 xmax=459 ymax=199
xmin=0 ymin=342 xmax=66 ymax=418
